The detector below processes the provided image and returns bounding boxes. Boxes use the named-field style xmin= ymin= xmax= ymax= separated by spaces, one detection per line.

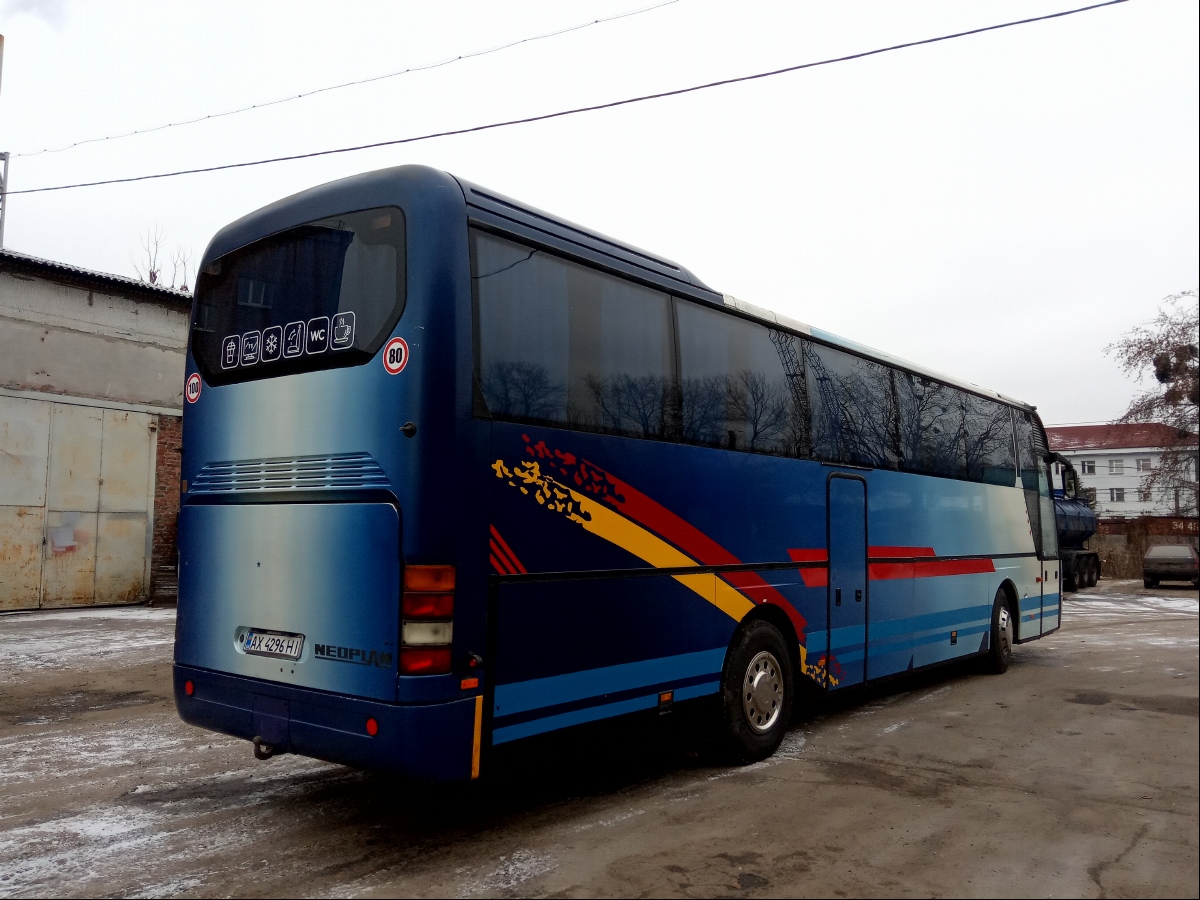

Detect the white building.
xmin=1047 ymin=424 xmax=1199 ymax=518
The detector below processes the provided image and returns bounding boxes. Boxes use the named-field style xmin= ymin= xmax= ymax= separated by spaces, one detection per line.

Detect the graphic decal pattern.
xmin=493 ymin=435 xmax=823 ymax=677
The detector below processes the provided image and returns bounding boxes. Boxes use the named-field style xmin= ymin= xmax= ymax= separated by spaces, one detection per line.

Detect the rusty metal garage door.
xmin=0 ymin=395 xmax=157 ymax=611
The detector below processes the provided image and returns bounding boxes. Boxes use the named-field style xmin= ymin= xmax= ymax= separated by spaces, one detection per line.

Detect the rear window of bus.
xmin=191 ymin=207 xmax=406 ymax=386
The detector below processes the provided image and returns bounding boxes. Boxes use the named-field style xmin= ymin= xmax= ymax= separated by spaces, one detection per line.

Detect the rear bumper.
xmin=1144 ymin=566 xmax=1199 ymax=581
xmin=174 ymin=665 xmax=480 ymax=781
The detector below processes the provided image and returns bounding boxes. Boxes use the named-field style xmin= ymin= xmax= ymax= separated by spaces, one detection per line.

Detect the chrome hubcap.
xmin=998 ymin=606 xmax=1013 ymax=656
xmin=742 ymin=650 xmax=783 ymax=733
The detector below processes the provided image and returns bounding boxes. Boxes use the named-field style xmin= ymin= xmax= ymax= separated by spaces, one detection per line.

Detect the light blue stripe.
xmin=493 ymin=693 xmax=659 ymax=743
xmin=871 ymin=605 xmax=991 ymax=638
xmin=675 ymin=679 xmax=720 ymax=701
xmin=493 ymin=648 xmax=725 ymax=717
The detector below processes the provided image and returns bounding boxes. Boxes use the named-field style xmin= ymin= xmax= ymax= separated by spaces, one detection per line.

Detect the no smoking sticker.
xmin=185 ymin=373 xmax=202 ymax=403
xmin=382 ymin=337 xmax=409 ymax=375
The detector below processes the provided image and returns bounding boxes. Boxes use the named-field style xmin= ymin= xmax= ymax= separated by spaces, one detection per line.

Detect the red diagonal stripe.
xmin=595 ymin=471 xmax=806 ymax=638
xmin=489 ymin=525 xmax=527 ymax=574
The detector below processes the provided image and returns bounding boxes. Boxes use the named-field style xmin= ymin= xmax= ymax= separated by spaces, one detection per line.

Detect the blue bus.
xmin=174 ymin=165 xmax=1061 ymax=780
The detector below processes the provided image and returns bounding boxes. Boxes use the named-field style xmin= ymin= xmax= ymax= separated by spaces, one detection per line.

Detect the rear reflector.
xmin=400 ymin=646 xmax=452 ymax=675
xmin=402 ymin=592 xmax=454 ymax=618
xmin=402 ymin=620 xmax=453 ymax=646
xmin=404 ymin=565 xmax=455 ymax=592
xmin=184 ymin=680 xmax=194 ymax=696
xmin=365 ymin=717 xmax=379 ymax=737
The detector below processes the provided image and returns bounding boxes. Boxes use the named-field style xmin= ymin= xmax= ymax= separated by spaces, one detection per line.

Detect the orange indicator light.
xmin=461 ymin=677 xmax=479 ymax=690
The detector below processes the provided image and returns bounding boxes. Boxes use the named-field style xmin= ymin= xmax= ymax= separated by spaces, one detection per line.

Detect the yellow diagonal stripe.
xmin=572 ymin=491 xmax=755 ymax=622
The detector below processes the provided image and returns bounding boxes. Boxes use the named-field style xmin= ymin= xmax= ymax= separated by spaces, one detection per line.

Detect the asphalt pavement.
xmin=0 ymin=579 xmax=1196 ymax=898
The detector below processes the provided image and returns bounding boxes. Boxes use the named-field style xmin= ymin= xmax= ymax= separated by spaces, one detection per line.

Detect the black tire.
xmin=719 ymin=619 xmax=794 ymax=764
xmin=1064 ymin=561 xmax=1078 ymax=593
xmin=985 ymin=588 xmax=1014 ymax=674
xmin=1087 ymin=557 xmax=1099 ymax=587
xmin=1144 ymin=578 xmax=1153 ymax=588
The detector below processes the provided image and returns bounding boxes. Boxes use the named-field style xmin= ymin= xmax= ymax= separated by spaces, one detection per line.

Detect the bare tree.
xmin=1106 ymin=290 xmax=1199 ymax=514
xmin=131 ymin=226 xmax=193 ymax=291
xmin=131 ymin=226 xmax=165 ymax=285
xmin=171 ymin=247 xmax=193 ymax=293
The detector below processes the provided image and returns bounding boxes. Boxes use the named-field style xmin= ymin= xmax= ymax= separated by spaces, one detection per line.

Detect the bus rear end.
xmin=173 ymin=167 xmax=485 ymax=780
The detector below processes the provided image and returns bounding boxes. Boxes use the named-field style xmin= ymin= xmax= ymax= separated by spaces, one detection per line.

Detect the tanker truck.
xmin=1049 ymin=452 xmax=1101 ymax=591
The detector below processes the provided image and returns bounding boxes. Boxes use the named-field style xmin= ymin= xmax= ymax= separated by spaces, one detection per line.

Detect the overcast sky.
xmin=1 ymin=0 xmax=1196 ymax=424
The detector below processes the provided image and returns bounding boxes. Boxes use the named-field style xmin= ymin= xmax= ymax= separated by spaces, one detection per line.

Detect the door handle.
xmin=835 ymin=588 xmax=842 ymax=606
xmin=855 ymin=588 xmax=863 ymax=603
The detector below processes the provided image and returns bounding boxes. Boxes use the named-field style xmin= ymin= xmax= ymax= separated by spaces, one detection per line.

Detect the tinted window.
xmin=894 ymin=373 xmax=966 ymax=478
xmin=804 ymin=343 xmax=897 ymax=468
xmin=472 ymin=230 xmax=674 ymax=439
xmin=1014 ymin=410 xmax=1045 ymax=555
xmin=962 ymin=393 xmax=1017 ymax=485
xmin=191 ymin=207 xmax=405 ymax=386
xmin=1146 ymin=545 xmax=1193 ymax=559
xmin=676 ymin=301 xmax=807 ymax=455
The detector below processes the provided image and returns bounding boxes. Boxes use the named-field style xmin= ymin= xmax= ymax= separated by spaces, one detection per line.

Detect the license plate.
xmin=243 ymin=629 xmax=304 ymax=660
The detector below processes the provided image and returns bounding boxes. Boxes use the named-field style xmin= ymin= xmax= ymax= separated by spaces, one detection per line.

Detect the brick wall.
xmin=151 ymin=414 xmax=183 ymax=598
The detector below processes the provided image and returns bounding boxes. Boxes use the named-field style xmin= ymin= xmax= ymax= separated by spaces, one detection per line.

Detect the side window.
xmin=894 ymin=373 xmax=966 ymax=479
xmin=962 ymin=394 xmax=1017 ymax=485
xmin=803 ymin=343 xmax=897 ymax=468
xmin=472 ymin=230 xmax=675 ymax=439
xmin=676 ymin=301 xmax=800 ymax=455
xmin=1014 ymin=410 xmax=1044 ymax=556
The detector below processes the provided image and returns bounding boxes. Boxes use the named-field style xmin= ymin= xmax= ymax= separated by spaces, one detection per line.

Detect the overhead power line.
xmin=12 ymin=0 xmax=681 ymax=158
xmin=10 ymin=0 xmax=1128 ymax=197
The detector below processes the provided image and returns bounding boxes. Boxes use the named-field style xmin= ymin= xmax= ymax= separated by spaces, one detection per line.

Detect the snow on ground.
xmin=0 ymin=608 xmax=175 ymax=678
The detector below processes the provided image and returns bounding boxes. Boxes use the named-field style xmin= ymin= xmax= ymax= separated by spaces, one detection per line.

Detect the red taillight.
xmin=402 ymin=592 xmax=454 ymax=618
xmin=400 ymin=646 xmax=452 ymax=675
xmin=184 ymin=680 xmax=194 ymax=696
xmin=404 ymin=565 xmax=456 ymax=592
xmin=402 ymin=565 xmax=455 ymax=675
xmin=365 ymin=717 xmax=379 ymax=737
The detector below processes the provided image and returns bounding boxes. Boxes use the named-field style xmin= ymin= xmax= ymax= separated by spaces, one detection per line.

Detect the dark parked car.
xmin=1142 ymin=544 xmax=1200 ymax=588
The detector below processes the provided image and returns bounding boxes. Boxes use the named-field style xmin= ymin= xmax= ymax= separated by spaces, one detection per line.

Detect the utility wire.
xmin=12 ymin=0 xmax=681 ymax=158
xmin=9 ymin=0 xmax=1128 ymax=196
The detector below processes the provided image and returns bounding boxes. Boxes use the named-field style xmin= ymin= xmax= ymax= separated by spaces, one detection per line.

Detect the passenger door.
xmin=827 ymin=474 xmax=868 ymax=688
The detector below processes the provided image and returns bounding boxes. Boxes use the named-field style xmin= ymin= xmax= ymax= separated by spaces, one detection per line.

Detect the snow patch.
xmin=456 ymin=850 xmax=557 ymax=897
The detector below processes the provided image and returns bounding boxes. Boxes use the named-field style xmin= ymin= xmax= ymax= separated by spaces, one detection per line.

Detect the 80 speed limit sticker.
xmin=382 ymin=337 xmax=409 ymax=375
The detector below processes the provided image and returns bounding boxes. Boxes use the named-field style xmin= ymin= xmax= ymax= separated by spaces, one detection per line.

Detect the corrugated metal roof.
xmin=0 ymin=247 xmax=192 ymax=306
xmin=1047 ymin=423 xmax=1197 ymax=451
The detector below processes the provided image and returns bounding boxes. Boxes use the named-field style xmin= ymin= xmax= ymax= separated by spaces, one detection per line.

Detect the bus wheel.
xmin=720 ymin=619 xmax=794 ymax=763
xmin=986 ymin=589 xmax=1014 ymax=674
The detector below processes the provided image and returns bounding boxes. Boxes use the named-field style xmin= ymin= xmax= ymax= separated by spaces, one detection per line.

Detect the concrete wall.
xmin=0 ymin=265 xmax=189 ymax=610
xmin=0 ymin=270 xmax=188 ymax=409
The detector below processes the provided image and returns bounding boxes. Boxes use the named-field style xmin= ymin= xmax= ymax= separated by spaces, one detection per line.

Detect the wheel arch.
xmin=997 ymin=578 xmax=1021 ymax=642
xmin=732 ymin=603 xmax=804 ymax=687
